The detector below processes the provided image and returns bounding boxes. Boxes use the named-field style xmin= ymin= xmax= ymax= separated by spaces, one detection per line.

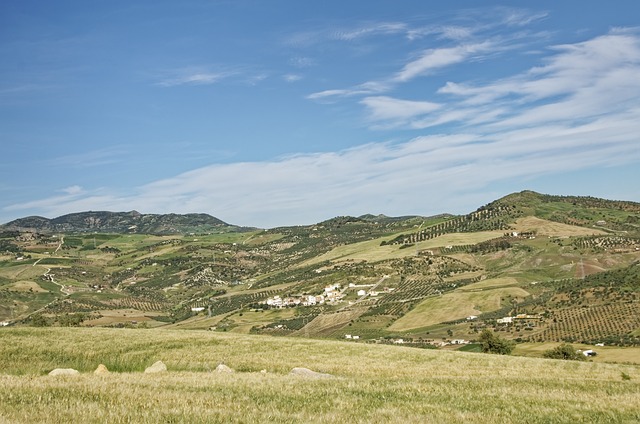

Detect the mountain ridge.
xmin=1 ymin=190 xmax=639 ymax=348
xmin=0 ymin=211 xmax=249 ymax=235
xmin=3 ymin=190 xmax=640 ymax=235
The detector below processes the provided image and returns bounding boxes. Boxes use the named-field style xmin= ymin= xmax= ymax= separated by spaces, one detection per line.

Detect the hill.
xmin=1 ymin=211 xmax=248 ymax=235
xmin=0 ymin=327 xmax=638 ymax=423
xmin=1 ymin=190 xmax=639 ymax=353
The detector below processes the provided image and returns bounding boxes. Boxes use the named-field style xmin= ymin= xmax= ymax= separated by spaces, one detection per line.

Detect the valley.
xmin=1 ymin=191 xmax=639 ymax=360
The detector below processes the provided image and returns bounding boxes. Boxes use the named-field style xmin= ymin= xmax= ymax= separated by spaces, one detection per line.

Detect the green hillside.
xmin=1 ymin=191 xmax=639 ymax=354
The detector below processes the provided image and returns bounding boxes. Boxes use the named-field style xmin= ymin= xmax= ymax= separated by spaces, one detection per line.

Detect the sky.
xmin=1 ymin=1 xmax=640 ymax=228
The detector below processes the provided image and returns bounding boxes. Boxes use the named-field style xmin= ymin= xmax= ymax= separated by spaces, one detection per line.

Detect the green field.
xmin=0 ymin=327 xmax=638 ymax=423
xmin=1 ymin=191 xmax=639 ymax=357
xmin=389 ymin=286 xmax=530 ymax=331
xmin=304 ymin=230 xmax=505 ymax=265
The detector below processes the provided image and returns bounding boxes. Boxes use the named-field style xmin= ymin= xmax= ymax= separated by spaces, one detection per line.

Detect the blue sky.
xmin=2 ymin=1 xmax=640 ymax=228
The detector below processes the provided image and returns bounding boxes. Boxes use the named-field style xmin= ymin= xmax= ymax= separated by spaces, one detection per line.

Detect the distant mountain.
xmin=1 ymin=211 xmax=250 ymax=235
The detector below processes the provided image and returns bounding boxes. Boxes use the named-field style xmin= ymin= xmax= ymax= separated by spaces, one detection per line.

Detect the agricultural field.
xmin=0 ymin=327 xmax=638 ymax=423
xmin=305 ymin=230 xmax=505 ymax=266
xmin=513 ymin=342 xmax=640 ymax=365
xmin=388 ymin=285 xmax=530 ymax=331
xmin=1 ymin=191 xmax=640 ymax=353
xmin=512 ymin=216 xmax=608 ymax=237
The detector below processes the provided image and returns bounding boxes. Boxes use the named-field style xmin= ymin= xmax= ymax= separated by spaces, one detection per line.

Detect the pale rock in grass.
xmin=289 ymin=367 xmax=334 ymax=379
xmin=215 ymin=364 xmax=234 ymax=373
xmin=94 ymin=364 xmax=110 ymax=374
xmin=144 ymin=360 xmax=167 ymax=374
xmin=48 ymin=368 xmax=80 ymax=376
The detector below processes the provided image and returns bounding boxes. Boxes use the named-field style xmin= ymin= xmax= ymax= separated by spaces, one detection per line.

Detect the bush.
xmin=30 ymin=314 xmax=50 ymax=327
xmin=543 ymin=344 xmax=586 ymax=361
xmin=57 ymin=313 xmax=86 ymax=327
xmin=479 ymin=329 xmax=515 ymax=355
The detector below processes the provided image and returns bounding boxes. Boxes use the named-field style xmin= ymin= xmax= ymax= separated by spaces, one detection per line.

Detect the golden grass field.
xmin=514 ymin=342 xmax=640 ymax=365
xmin=0 ymin=327 xmax=638 ymax=423
xmin=6 ymin=280 xmax=48 ymax=293
xmin=303 ymin=231 xmax=505 ymax=266
xmin=512 ymin=216 xmax=608 ymax=237
xmin=388 ymin=285 xmax=531 ymax=331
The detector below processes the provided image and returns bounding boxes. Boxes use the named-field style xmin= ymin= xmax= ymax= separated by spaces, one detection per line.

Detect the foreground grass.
xmin=0 ymin=328 xmax=638 ymax=423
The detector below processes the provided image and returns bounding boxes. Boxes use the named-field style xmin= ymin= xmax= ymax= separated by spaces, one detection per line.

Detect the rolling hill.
xmin=1 ymin=211 xmax=248 ymax=235
xmin=1 ymin=190 xmax=639 ymax=354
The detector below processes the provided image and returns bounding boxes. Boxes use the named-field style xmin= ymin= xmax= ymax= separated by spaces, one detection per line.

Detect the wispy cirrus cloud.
xmin=47 ymin=146 xmax=128 ymax=168
xmin=6 ymin=99 xmax=640 ymax=227
xmin=156 ymin=66 xmax=238 ymax=87
xmin=392 ymin=41 xmax=496 ymax=82
xmin=426 ymin=29 xmax=640 ymax=130
xmin=305 ymin=7 xmax=547 ymax=102
xmin=310 ymin=26 xmax=640 ymax=131
xmin=307 ymin=81 xmax=389 ymax=100
xmin=283 ymin=74 xmax=302 ymax=82
xmin=288 ymin=57 xmax=316 ymax=68
xmin=330 ymin=22 xmax=408 ymax=41
xmin=360 ymin=96 xmax=440 ymax=124
xmin=307 ymin=41 xmax=504 ymax=100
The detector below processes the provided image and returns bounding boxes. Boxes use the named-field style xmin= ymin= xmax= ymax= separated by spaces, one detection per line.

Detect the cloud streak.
xmin=393 ymin=41 xmax=496 ymax=82
xmin=5 ymin=103 xmax=640 ymax=227
xmin=156 ymin=67 xmax=238 ymax=87
xmin=3 ymin=17 xmax=639 ymax=229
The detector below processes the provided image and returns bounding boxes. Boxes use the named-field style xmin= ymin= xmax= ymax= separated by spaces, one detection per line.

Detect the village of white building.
xmin=264 ymin=283 xmax=345 ymax=308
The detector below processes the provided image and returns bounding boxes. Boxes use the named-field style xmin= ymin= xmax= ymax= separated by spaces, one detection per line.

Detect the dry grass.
xmin=513 ymin=216 xmax=608 ymax=237
xmin=456 ymin=277 xmax=521 ymax=291
xmin=82 ymin=309 xmax=164 ymax=327
xmin=389 ymin=286 xmax=530 ymax=331
xmin=0 ymin=264 xmax=46 ymax=280
xmin=514 ymin=343 xmax=640 ymax=365
xmin=0 ymin=327 xmax=638 ymax=423
xmin=303 ymin=231 xmax=504 ymax=266
xmin=6 ymin=280 xmax=48 ymax=293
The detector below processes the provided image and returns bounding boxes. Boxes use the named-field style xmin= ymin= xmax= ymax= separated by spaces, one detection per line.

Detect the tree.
xmin=543 ymin=344 xmax=586 ymax=361
xmin=479 ymin=329 xmax=515 ymax=355
xmin=30 ymin=314 xmax=50 ymax=327
xmin=57 ymin=313 xmax=85 ymax=327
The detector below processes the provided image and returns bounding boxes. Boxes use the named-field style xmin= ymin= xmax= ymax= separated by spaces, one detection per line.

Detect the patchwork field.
xmin=304 ymin=230 xmax=505 ymax=265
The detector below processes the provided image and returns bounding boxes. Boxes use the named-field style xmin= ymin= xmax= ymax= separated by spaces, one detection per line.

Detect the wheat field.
xmin=0 ymin=327 xmax=638 ymax=423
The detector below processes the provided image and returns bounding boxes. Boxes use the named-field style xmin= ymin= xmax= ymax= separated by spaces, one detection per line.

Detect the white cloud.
xmin=289 ymin=57 xmax=316 ymax=68
xmin=157 ymin=67 xmax=236 ymax=87
xmin=501 ymin=9 xmax=548 ymax=27
xmin=5 ymin=27 xmax=640 ymax=228
xmin=393 ymin=41 xmax=496 ymax=82
xmin=283 ymin=74 xmax=302 ymax=82
xmin=6 ymin=102 xmax=640 ymax=227
xmin=331 ymin=22 xmax=408 ymax=41
xmin=375 ymin=29 xmax=640 ymax=132
xmin=61 ymin=185 xmax=83 ymax=195
xmin=360 ymin=96 xmax=440 ymax=123
xmin=307 ymin=82 xmax=388 ymax=100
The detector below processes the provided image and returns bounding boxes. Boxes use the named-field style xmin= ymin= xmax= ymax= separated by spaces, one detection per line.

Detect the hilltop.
xmin=1 ymin=211 xmax=250 ymax=235
xmin=1 ymin=190 xmax=639 ymax=355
